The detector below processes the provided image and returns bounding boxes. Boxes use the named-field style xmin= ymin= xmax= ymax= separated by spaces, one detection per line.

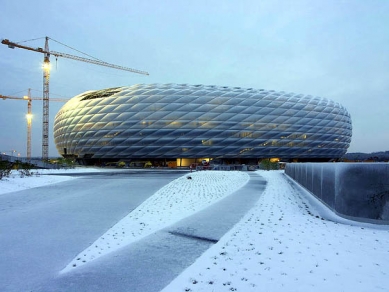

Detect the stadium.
xmin=53 ymin=83 xmax=352 ymax=166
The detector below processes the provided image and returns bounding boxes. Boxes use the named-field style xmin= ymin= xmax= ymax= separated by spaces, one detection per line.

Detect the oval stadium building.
xmin=54 ymin=83 xmax=352 ymax=165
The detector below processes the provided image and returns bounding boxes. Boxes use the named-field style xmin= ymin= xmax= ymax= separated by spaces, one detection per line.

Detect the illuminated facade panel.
xmin=54 ymin=84 xmax=352 ymax=160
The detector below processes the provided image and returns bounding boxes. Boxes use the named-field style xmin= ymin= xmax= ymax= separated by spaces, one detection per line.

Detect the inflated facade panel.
xmin=54 ymin=84 xmax=352 ymax=160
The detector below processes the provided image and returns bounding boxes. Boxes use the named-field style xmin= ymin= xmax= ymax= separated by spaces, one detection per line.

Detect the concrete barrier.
xmin=285 ymin=163 xmax=389 ymax=222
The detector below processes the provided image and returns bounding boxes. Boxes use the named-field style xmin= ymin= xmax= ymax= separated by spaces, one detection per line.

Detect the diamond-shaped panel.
xmin=54 ymin=84 xmax=352 ymax=160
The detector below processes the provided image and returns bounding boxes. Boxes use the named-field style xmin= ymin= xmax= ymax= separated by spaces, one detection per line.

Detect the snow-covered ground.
xmin=61 ymin=170 xmax=250 ymax=272
xmin=163 ymin=171 xmax=389 ymax=292
xmin=1 ymin=168 xmax=389 ymax=292
xmin=0 ymin=167 xmax=108 ymax=195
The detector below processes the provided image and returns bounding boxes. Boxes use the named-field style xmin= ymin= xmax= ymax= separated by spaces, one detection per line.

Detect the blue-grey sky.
xmin=1 ymin=0 xmax=388 ymax=157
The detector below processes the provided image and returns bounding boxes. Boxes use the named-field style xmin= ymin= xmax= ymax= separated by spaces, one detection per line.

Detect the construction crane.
xmin=1 ymin=37 xmax=149 ymax=160
xmin=1 ymin=89 xmax=69 ymax=160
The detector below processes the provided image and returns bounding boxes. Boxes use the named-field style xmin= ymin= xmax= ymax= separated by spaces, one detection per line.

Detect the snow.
xmin=61 ymin=171 xmax=250 ymax=272
xmin=0 ymin=170 xmax=72 ymax=195
xmin=1 ymin=168 xmax=388 ymax=292
xmin=0 ymin=167 xmax=110 ymax=195
xmin=162 ymin=170 xmax=389 ymax=292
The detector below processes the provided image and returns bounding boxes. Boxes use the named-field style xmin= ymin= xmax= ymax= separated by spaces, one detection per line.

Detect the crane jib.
xmin=1 ymin=39 xmax=149 ymax=75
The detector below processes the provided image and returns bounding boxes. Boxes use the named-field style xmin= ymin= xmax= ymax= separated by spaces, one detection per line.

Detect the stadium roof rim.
xmin=76 ymin=83 xmax=333 ymax=104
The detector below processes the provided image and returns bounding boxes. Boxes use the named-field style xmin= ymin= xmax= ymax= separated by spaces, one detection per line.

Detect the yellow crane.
xmin=1 ymin=37 xmax=149 ymax=160
xmin=1 ymin=90 xmax=69 ymax=160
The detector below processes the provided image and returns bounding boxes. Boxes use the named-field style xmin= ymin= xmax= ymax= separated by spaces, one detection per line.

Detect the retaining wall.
xmin=285 ymin=163 xmax=389 ymax=222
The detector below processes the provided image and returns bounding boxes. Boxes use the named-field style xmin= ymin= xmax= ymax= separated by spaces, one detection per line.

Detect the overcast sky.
xmin=1 ymin=0 xmax=388 ymax=157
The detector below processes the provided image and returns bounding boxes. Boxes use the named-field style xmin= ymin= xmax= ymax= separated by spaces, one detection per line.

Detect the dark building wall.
xmin=285 ymin=163 xmax=389 ymax=222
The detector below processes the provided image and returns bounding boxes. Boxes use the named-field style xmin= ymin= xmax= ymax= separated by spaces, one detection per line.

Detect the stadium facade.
xmin=53 ymin=83 xmax=352 ymax=166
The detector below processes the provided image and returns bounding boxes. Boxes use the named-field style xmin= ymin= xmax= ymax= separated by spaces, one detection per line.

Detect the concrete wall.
xmin=285 ymin=163 xmax=389 ymax=222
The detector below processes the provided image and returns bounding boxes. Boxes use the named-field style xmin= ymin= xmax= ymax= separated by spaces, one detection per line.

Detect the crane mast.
xmin=27 ymin=89 xmax=32 ymax=160
xmin=1 ymin=37 xmax=149 ymax=160
xmin=43 ymin=37 xmax=50 ymax=160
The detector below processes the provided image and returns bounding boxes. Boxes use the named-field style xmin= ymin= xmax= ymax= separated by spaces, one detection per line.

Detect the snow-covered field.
xmin=1 ymin=168 xmax=388 ymax=292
